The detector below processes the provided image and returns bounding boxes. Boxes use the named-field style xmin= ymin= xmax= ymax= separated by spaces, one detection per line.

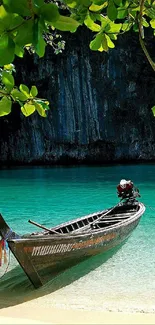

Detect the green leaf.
xmin=0 ymin=5 xmax=16 ymax=29
xmin=107 ymin=0 xmax=118 ymax=20
xmin=133 ymin=23 xmax=139 ymax=32
xmin=30 ymin=86 xmax=38 ymax=97
xmin=3 ymin=0 xmax=31 ymax=16
xmin=122 ymin=0 xmax=129 ymax=7
xmin=33 ymin=18 xmax=46 ymax=57
xmin=106 ymin=22 xmax=122 ymax=33
xmin=105 ymin=34 xmax=115 ymax=48
xmin=70 ymin=12 xmax=85 ymax=24
xmin=33 ymin=18 xmax=39 ymax=48
xmin=34 ymin=102 xmax=47 ymax=117
xmin=21 ymin=103 xmax=36 ymax=116
xmin=0 ymin=89 xmax=8 ymax=98
xmin=19 ymin=84 xmax=30 ymax=97
xmin=84 ymin=14 xmax=101 ymax=32
xmin=36 ymin=100 xmax=49 ymax=110
xmin=150 ymin=19 xmax=155 ymax=28
xmin=33 ymin=0 xmax=44 ymax=6
xmin=89 ymin=3 xmax=107 ymax=11
xmin=130 ymin=5 xmax=140 ymax=11
xmin=0 ymin=35 xmax=15 ymax=66
xmin=40 ymin=3 xmax=60 ymax=22
xmin=142 ymin=17 xmax=149 ymax=27
xmin=151 ymin=106 xmax=155 ymax=116
xmin=92 ymin=0 xmax=107 ymax=5
xmin=32 ymin=0 xmax=44 ymax=8
xmin=4 ymin=64 xmax=14 ymax=71
xmin=89 ymin=33 xmax=103 ymax=50
xmin=79 ymin=0 xmax=91 ymax=6
xmin=113 ymin=0 xmax=123 ymax=5
xmin=0 ymin=96 xmax=12 ymax=116
xmin=89 ymin=13 xmax=101 ymax=21
xmin=109 ymin=33 xmax=117 ymax=40
xmin=2 ymin=71 xmax=14 ymax=91
xmin=52 ymin=15 xmax=80 ymax=32
xmin=145 ymin=8 xmax=155 ymax=19
xmin=15 ymin=20 xmax=33 ymax=47
xmin=15 ymin=45 xmax=24 ymax=58
xmin=99 ymin=16 xmax=110 ymax=30
xmin=130 ymin=10 xmax=137 ymax=19
xmin=0 ymin=22 xmax=4 ymax=33
xmin=36 ymin=37 xmax=46 ymax=57
xmin=117 ymin=8 xmax=128 ymax=19
xmin=0 ymin=34 xmax=9 ymax=51
xmin=9 ymin=15 xmax=24 ymax=30
xmin=121 ymin=22 xmax=132 ymax=32
xmin=65 ymin=0 xmax=77 ymax=8
xmin=32 ymin=0 xmax=44 ymax=14
xmin=11 ymin=89 xmax=28 ymax=101
xmin=101 ymin=33 xmax=108 ymax=51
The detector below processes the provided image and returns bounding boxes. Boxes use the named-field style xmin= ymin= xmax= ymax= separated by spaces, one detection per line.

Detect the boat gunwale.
xmin=8 ymin=202 xmax=145 ymax=243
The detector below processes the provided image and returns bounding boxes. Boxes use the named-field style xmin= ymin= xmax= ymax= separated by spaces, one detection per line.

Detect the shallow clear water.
xmin=0 ymin=164 xmax=155 ymax=312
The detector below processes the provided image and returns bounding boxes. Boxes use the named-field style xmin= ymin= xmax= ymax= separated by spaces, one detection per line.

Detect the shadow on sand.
xmin=0 ymin=243 xmax=124 ymax=309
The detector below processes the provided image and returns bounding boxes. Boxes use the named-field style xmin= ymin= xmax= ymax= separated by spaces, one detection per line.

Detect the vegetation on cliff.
xmin=0 ymin=0 xmax=155 ymax=117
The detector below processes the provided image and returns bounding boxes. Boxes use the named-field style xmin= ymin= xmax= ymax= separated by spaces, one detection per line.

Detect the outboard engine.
xmin=118 ymin=187 xmax=141 ymax=202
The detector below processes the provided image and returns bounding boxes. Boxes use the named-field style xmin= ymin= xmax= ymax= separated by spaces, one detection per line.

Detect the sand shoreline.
xmin=0 ymin=303 xmax=155 ymax=324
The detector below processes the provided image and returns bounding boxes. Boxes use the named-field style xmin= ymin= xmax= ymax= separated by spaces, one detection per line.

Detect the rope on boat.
xmin=0 ymin=249 xmax=10 ymax=280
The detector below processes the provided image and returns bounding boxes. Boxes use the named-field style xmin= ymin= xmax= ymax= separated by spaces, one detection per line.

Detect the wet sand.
xmin=0 ymin=303 xmax=155 ymax=324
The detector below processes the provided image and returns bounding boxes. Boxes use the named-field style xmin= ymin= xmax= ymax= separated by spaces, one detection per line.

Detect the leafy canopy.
xmin=0 ymin=0 xmax=155 ymax=117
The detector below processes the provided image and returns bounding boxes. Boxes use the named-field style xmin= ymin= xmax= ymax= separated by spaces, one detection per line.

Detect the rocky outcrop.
xmin=0 ymin=28 xmax=155 ymax=165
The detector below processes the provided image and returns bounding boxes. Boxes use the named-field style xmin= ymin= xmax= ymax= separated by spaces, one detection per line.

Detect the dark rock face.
xmin=0 ymin=28 xmax=155 ymax=165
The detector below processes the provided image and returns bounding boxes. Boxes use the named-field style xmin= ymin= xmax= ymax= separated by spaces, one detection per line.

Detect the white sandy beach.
xmin=0 ymin=303 xmax=155 ymax=324
xmin=0 ymin=259 xmax=155 ymax=325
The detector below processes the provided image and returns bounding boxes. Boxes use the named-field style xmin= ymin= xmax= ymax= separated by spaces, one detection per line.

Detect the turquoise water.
xmin=0 ymin=164 xmax=155 ymax=312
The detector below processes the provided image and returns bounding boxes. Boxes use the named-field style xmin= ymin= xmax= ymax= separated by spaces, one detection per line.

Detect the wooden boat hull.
xmin=0 ymin=202 xmax=145 ymax=288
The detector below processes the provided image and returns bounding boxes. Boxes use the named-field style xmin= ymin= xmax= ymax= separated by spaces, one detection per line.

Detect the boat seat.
xmin=91 ymin=220 xmax=121 ymax=229
xmin=101 ymin=216 xmax=130 ymax=220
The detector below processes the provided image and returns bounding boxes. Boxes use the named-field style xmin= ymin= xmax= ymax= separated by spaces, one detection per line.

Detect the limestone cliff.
xmin=0 ymin=28 xmax=155 ymax=165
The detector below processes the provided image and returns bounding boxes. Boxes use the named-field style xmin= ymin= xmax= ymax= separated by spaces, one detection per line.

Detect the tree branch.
xmin=139 ymin=0 xmax=155 ymax=71
xmin=28 ymin=0 xmax=34 ymax=18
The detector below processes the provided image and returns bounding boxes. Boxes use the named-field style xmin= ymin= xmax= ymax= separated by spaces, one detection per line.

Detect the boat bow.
xmin=0 ymin=214 xmax=20 ymax=240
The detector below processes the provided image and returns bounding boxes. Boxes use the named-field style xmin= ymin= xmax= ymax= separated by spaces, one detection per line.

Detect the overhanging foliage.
xmin=0 ymin=0 xmax=155 ymax=117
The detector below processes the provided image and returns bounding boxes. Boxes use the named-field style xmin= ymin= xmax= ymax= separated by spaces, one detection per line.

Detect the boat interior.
xmin=29 ymin=203 xmax=140 ymax=237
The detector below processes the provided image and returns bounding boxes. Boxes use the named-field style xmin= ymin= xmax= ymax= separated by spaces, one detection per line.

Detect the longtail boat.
xmin=0 ymin=195 xmax=145 ymax=289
